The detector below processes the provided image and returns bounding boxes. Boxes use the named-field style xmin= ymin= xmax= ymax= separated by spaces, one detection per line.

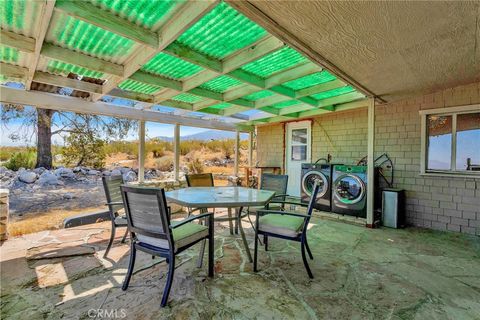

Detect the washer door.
xmin=333 ymin=174 xmax=365 ymax=204
xmin=302 ymin=171 xmax=328 ymax=198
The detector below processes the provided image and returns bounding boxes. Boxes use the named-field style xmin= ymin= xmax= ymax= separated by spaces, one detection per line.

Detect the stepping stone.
xmin=26 ymin=242 xmax=95 ymax=260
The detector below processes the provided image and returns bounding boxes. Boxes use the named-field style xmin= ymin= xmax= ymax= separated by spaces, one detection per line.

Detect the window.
xmin=421 ymin=105 xmax=480 ymax=176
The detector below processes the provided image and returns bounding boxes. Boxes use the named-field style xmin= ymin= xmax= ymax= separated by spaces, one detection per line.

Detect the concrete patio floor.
xmin=1 ymin=214 xmax=479 ymax=319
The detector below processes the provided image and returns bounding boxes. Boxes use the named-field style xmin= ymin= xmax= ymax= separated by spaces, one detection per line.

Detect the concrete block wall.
xmin=255 ymin=82 xmax=480 ymax=235
xmin=375 ymin=82 xmax=480 ymax=235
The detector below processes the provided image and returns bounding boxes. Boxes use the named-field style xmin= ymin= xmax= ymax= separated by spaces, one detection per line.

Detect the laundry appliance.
xmin=301 ymin=162 xmax=336 ymax=211
xmin=331 ymin=165 xmax=369 ymax=218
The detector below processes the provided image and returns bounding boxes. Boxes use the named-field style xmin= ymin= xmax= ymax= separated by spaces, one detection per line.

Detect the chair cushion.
xmin=258 ymin=214 xmax=304 ymax=238
xmin=137 ymin=222 xmax=208 ymax=252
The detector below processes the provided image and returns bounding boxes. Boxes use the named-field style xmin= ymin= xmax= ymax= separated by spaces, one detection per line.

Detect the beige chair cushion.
xmin=258 ymin=214 xmax=305 ymax=238
xmin=137 ymin=222 xmax=208 ymax=252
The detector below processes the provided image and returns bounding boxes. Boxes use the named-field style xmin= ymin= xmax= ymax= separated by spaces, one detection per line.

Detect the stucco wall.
xmin=255 ymin=82 xmax=480 ymax=235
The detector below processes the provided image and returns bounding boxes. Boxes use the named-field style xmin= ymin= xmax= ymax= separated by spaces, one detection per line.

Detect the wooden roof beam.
xmin=97 ymin=0 xmax=219 ymax=102
xmin=25 ymin=0 xmax=56 ymax=90
xmin=0 ymin=86 xmax=248 ymax=131
xmin=54 ymin=0 xmax=158 ymax=48
xmin=0 ymin=30 xmax=35 ymax=53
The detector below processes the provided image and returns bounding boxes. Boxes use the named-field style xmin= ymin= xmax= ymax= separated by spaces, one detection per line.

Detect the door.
xmin=286 ymin=121 xmax=311 ymax=196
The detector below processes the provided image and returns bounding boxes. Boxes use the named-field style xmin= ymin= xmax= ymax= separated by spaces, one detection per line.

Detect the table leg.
xmin=197 ymin=212 xmax=210 ymax=268
xmin=227 ymin=208 xmax=234 ymax=235
xmin=237 ymin=207 xmax=252 ymax=262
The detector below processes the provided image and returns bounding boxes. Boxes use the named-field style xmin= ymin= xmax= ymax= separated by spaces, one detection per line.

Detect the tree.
xmin=61 ymin=131 xmax=106 ymax=168
xmin=1 ymin=98 xmax=137 ymax=169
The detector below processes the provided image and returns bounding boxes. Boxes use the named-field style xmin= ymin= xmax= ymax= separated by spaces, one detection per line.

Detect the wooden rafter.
xmin=96 ymin=0 xmax=219 ymax=102
xmin=0 ymin=30 xmax=35 ymax=53
xmin=0 ymin=86 xmax=250 ymax=132
xmin=25 ymin=0 xmax=56 ymax=90
xmin=54 ymin=0 xmax=158 ymax=48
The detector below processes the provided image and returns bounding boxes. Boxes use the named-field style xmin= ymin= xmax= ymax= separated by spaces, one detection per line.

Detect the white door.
xmin=286 ymin=121 xmax=311 ymax=196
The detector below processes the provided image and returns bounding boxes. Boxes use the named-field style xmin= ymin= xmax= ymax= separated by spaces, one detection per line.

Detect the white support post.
xmin=366 ymin=98 xmax=375 ymax=227
xmin=248 ymin=131 xmax=254 ymax=167
xmin=174 ymin=123 xmax=180 ymax=181
xmin=138 ymin=120 xmax=146 ymax=183
xmin=234 ymin=130 xmax=240 ymax=177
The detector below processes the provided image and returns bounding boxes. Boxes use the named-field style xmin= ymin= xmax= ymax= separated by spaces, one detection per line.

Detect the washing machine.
xmin=332 ymin=165 xmax=368 ymax=218
xmin=301 ymin=163 xmax=334 ymax=211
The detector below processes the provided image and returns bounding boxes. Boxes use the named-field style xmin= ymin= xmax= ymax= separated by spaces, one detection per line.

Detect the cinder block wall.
xmin=256 ymin=82 xmax=480 ymax=235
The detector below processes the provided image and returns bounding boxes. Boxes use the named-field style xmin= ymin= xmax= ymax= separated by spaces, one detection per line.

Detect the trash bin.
xmin=382 ymin=188 xmax=405 ymax=228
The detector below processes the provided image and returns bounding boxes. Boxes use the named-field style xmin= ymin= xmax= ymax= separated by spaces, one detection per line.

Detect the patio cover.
xmin=0 ymin=0 xmax=369 ymax=131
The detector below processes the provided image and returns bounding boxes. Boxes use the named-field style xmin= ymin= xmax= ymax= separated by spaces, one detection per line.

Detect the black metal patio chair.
xmin=102 ymin=175 xmax=129 ymax=258
xmin=254 ymin=183 xmax=320 ymax=279
xmin=120 ymin=185 xmax=214 ymax=308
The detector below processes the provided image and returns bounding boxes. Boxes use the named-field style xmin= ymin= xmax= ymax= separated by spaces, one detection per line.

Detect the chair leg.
xmin=305 ymin=236 xmax=313 ymax=260
xmin=227 ymin=208 xmax=234 ymax=235
xmin=122 ymin=244 xmax=136 ymax=290
xmin=121 ymin=228 xmax=128 ymax=243
xmin=161 ymin=254 xmax=175 ymax=307
xmin=208 ymin=213 xmax=214 ymax=277
xmin=197 ymin=239 xmax=206 ymax=268
xmin=254 ymin=230 xmax=259 ymax=272
xmin=234 ymin=208 xmax=239 ymax=234
xmin=103 ymin=223 xmax=116 ymax=258
xmin=301 ymin=240 xmax=314 ymax=279
xmin=264 ymin=235 xmax=268 ymax=251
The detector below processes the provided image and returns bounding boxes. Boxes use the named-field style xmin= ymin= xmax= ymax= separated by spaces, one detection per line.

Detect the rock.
xmin=110 ymin=169 xmax=122 ymax=176
xmin=37 ymin=171 xmax=61 ymax=186
xmin=102 ymin=170 xmax=111 ymax=176
xmin=72 ymin=166 xmax=82 ymax=173
xmin=33 ymin=167 xmax=46 ymax=175
xmin=54 ymin=167 xmax=75 ymax=179
xmin=18 ymin=171 xmax=38 ymax=184
xmin=63 ymin=193 xmax=74 ymax=200
xmin=120 ymin=167 xmax=131 ymax=174
xmin=87 ymin=169 xmax=99 ymax=175
xmin=123 ymin=171 xmax=137 ymax=182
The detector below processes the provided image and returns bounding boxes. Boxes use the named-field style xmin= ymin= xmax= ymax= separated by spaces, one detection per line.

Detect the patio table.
xmin=165 ymin=186 xmax=275 ymax=262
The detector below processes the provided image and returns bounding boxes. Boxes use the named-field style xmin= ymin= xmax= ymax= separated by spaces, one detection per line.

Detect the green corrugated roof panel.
xmin=46 ymin=60 xmax=105 ymax=78
xmin=240 ymin=47 xmax=308 ymax=79
xmin=311 ymin=86 xmax=355 ymax=101
xmin=119 ymin=79 xmax=162 ymax=94
xmin=176 ymin=2 xmax=266 ymax=59
xmin=48 ymin=13 xmax=135 ymax=61
xmin=142 ymin=52 xmax=203 ymax=80
xmin=199 ymin=75 xmax=243 ymax=93
xmin=242 ymin=90 xmax=275 ymax=101
xmin=172 ymin=93 xmax=204 ymax=104
xmin=89 ymin=0 xmax=180 ymax=29
xmin=282 ymin=71 xmax=337 ymax=90
xmin=0 ymin=46 xmax=19 ymax=64
xmin=0 ymin=0 xmax=40 ymax=36
xmin=272 ymin=100 xmax=301 ymax=109
xmin=209 ymin=102 xmax=232 ymax=110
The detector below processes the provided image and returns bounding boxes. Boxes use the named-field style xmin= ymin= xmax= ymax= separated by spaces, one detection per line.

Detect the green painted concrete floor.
xmin=1 ymin=215 xmax=479 ymax=319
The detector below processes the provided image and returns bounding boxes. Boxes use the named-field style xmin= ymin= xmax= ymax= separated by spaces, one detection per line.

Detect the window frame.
xmin=419 ymin=104 xmax=480 ymax=178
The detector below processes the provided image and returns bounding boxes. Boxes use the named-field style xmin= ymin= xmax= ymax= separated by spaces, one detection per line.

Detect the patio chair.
xmin=254 ymin=183 xmax=320 ymax=279
xmin=120 ymin=185 xmax=214 ymax=308
xmin=102 ymin=175 xmax=129 ymax=258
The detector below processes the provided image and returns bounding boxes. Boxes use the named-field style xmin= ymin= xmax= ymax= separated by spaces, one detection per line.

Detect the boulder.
xmin=33 ymin=167 xmax=46 ymax=175
xmin=122 ymin=171 xmax=137 ymax=182
xmin=120 ymin=167 xmax=131 ymax=174
xmin=63 ymin=193 xmax=74 ymax=200
xmin=54 ymin=167 xmax=75 ymax=179
xmin=102 ymin=170 xmax=111 ymax=176
xmin=87 ymin=169 xmax=99 ymax=175
xmin=18 ymin=171 xmax=38 ymax=184
xmin=37 ymin=171 xmax=62 ymax=186
xmin=110 ymin=169 xmax=122 ymax=176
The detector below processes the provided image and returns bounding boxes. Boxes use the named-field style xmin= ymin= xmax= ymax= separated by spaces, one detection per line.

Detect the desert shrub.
xmin=103 ymin=141 xmax=138 ymax=157
xmin=146 ymin=139 xmax=172 ymax=158
xmin=0 ymin=146 xmax=32 ymax=161
xmin=61 ymin=133 xmax=106 ymax=169
xmin=5 ymin=150 xmax=36 ymax=170
xmin=187 ymin=157 xmax=204 ymax=174
xmin=155 ymin=156 xmax=174 ymax=171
